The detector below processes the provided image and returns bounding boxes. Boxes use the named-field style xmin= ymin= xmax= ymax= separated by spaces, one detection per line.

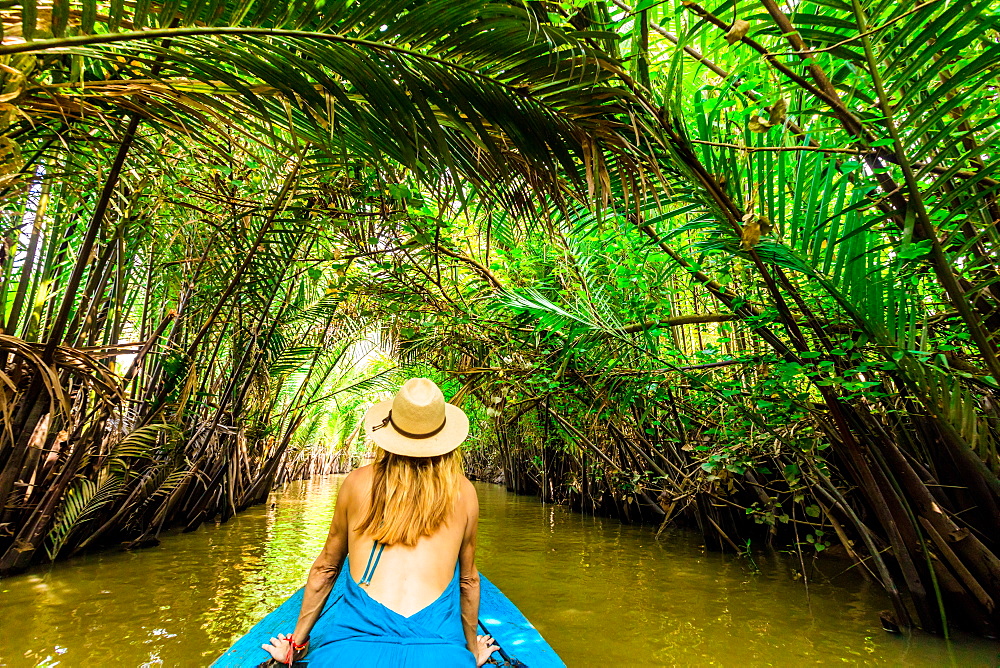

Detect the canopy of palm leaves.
xmin=2 ymin=0 xmax=1000 ymax=640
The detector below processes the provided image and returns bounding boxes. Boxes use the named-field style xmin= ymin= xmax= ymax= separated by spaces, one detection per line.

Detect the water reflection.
xmin=472 ymin=484 xmax=998 ymax=667
xmin=0 ymin=476 xmax=997 ymax=666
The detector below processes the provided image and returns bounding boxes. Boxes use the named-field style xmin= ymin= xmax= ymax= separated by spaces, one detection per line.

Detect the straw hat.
xmin=363 ymin=378 xmax=469 ymax=457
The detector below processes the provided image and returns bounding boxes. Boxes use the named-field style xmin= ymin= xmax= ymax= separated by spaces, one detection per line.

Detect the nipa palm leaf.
xmin=45 ymin=471 xmax=124 ymax=560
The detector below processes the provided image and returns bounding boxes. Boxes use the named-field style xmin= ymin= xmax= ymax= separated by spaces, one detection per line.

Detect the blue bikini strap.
xmin=358 ymin=540 xmax=385 ymax=586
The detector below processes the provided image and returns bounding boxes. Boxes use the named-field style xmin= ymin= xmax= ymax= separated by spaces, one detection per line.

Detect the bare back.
xmin=337 ymin=464 xmax=479 ymax=617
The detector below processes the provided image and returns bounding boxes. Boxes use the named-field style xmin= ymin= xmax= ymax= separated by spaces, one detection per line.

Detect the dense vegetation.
xmin=2 ymin=0 xmax=999 ymax=639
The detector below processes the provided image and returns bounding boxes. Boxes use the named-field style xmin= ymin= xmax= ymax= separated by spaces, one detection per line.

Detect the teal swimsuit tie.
xmin=358 ymin=541 xmax=385 ymax=587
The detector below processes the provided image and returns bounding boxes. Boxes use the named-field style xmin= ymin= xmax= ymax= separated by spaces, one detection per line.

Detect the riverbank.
xmin=1 ymin=476 xmax=997 ymax=666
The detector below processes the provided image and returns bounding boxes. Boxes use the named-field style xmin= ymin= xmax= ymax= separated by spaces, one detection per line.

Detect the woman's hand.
xmin=261 ymin=632 xmax=305 ymax=664
xmin=475 ymin=633 xmax=500 ymax=666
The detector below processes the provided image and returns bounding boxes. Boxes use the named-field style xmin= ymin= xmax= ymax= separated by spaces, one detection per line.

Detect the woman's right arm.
xmin=458 ymin=480 xmax=480 ymax=653
xmin=458 ymin=482 xmax=499 ymax=666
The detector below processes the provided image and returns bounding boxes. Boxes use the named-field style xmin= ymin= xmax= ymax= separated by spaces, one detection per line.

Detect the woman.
xmin=261 ymin=378 xmax=499 ymax=666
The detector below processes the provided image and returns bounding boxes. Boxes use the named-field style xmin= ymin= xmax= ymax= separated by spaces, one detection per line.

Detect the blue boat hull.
xmin=212 ymin=571 xmax=563 ymax=667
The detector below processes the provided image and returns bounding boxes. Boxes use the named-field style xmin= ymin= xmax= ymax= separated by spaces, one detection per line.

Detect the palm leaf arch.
xmin=5 ymin=0 xmax=1000 ymax=642
xmin=2 ymin=0 xmax=648 ymax=209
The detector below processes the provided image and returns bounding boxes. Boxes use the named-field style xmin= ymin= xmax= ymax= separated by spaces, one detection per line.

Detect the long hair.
xmin=356 ymin=447 xmax=464 ymax=546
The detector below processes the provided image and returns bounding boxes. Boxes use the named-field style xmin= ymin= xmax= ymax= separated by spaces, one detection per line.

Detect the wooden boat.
xmin=213 ymin=571 xmax=564 ymax=667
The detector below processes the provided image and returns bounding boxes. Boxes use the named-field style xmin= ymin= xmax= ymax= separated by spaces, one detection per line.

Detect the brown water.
xmin=1 ymin=476 xmax=998 ymax=667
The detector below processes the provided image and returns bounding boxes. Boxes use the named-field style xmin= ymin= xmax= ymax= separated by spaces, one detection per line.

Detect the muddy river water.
xmin=1 ymin=476 xmax=998 ymax=666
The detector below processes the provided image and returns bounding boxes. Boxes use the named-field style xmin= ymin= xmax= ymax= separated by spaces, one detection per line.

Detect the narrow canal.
xmin=1 ymin=476 xmax=998 ymax=666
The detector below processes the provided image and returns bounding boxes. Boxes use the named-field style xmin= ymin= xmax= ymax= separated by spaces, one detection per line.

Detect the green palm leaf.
xmin=45 ymin=472 xmax=124 ymax=560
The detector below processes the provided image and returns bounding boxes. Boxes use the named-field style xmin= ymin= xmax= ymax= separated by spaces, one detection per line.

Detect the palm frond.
xmin=45 ymin=472 xmax=124 ymax=560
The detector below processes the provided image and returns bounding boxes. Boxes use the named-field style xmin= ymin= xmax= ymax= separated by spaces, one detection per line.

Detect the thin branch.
xmin=691 ymin=140 xmax=866 ymax=155
xmin=779 ymin=0 xmax=943 ymax=56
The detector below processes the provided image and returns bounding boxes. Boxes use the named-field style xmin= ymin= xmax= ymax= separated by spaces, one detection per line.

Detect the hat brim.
xmin=362 ymin=399 xmax=469 ymax=457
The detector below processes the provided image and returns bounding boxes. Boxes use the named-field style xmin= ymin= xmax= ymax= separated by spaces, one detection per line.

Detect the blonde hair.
xmin=356 ymin=447 xmax=464 ymax=546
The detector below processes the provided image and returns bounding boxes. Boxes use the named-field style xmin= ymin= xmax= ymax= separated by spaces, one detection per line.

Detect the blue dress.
xmin=303 ymin=554 xmax=476 ymax=667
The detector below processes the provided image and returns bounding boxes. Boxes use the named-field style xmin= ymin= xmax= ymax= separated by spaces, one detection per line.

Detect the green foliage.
xmin=46 ymin=473 xmax=124 ymax=560
xmin=2 ymin=0 xmax=1000 ymax=636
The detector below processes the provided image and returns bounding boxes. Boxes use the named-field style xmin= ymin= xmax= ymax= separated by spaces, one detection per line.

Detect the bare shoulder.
xmin=338 ymin=466 xmax=373 ymax=502
xmin=459 ymin=474 xmax=476 ymax=494
xmin=459 ymin=475 xmax=479 ymax=511
xmin=345 ymin=463 xmax=374 ymax=483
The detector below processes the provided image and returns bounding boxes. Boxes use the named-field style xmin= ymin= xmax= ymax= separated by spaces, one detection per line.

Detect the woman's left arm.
xmin=262 ymin=472 xmax=353 ymax=662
